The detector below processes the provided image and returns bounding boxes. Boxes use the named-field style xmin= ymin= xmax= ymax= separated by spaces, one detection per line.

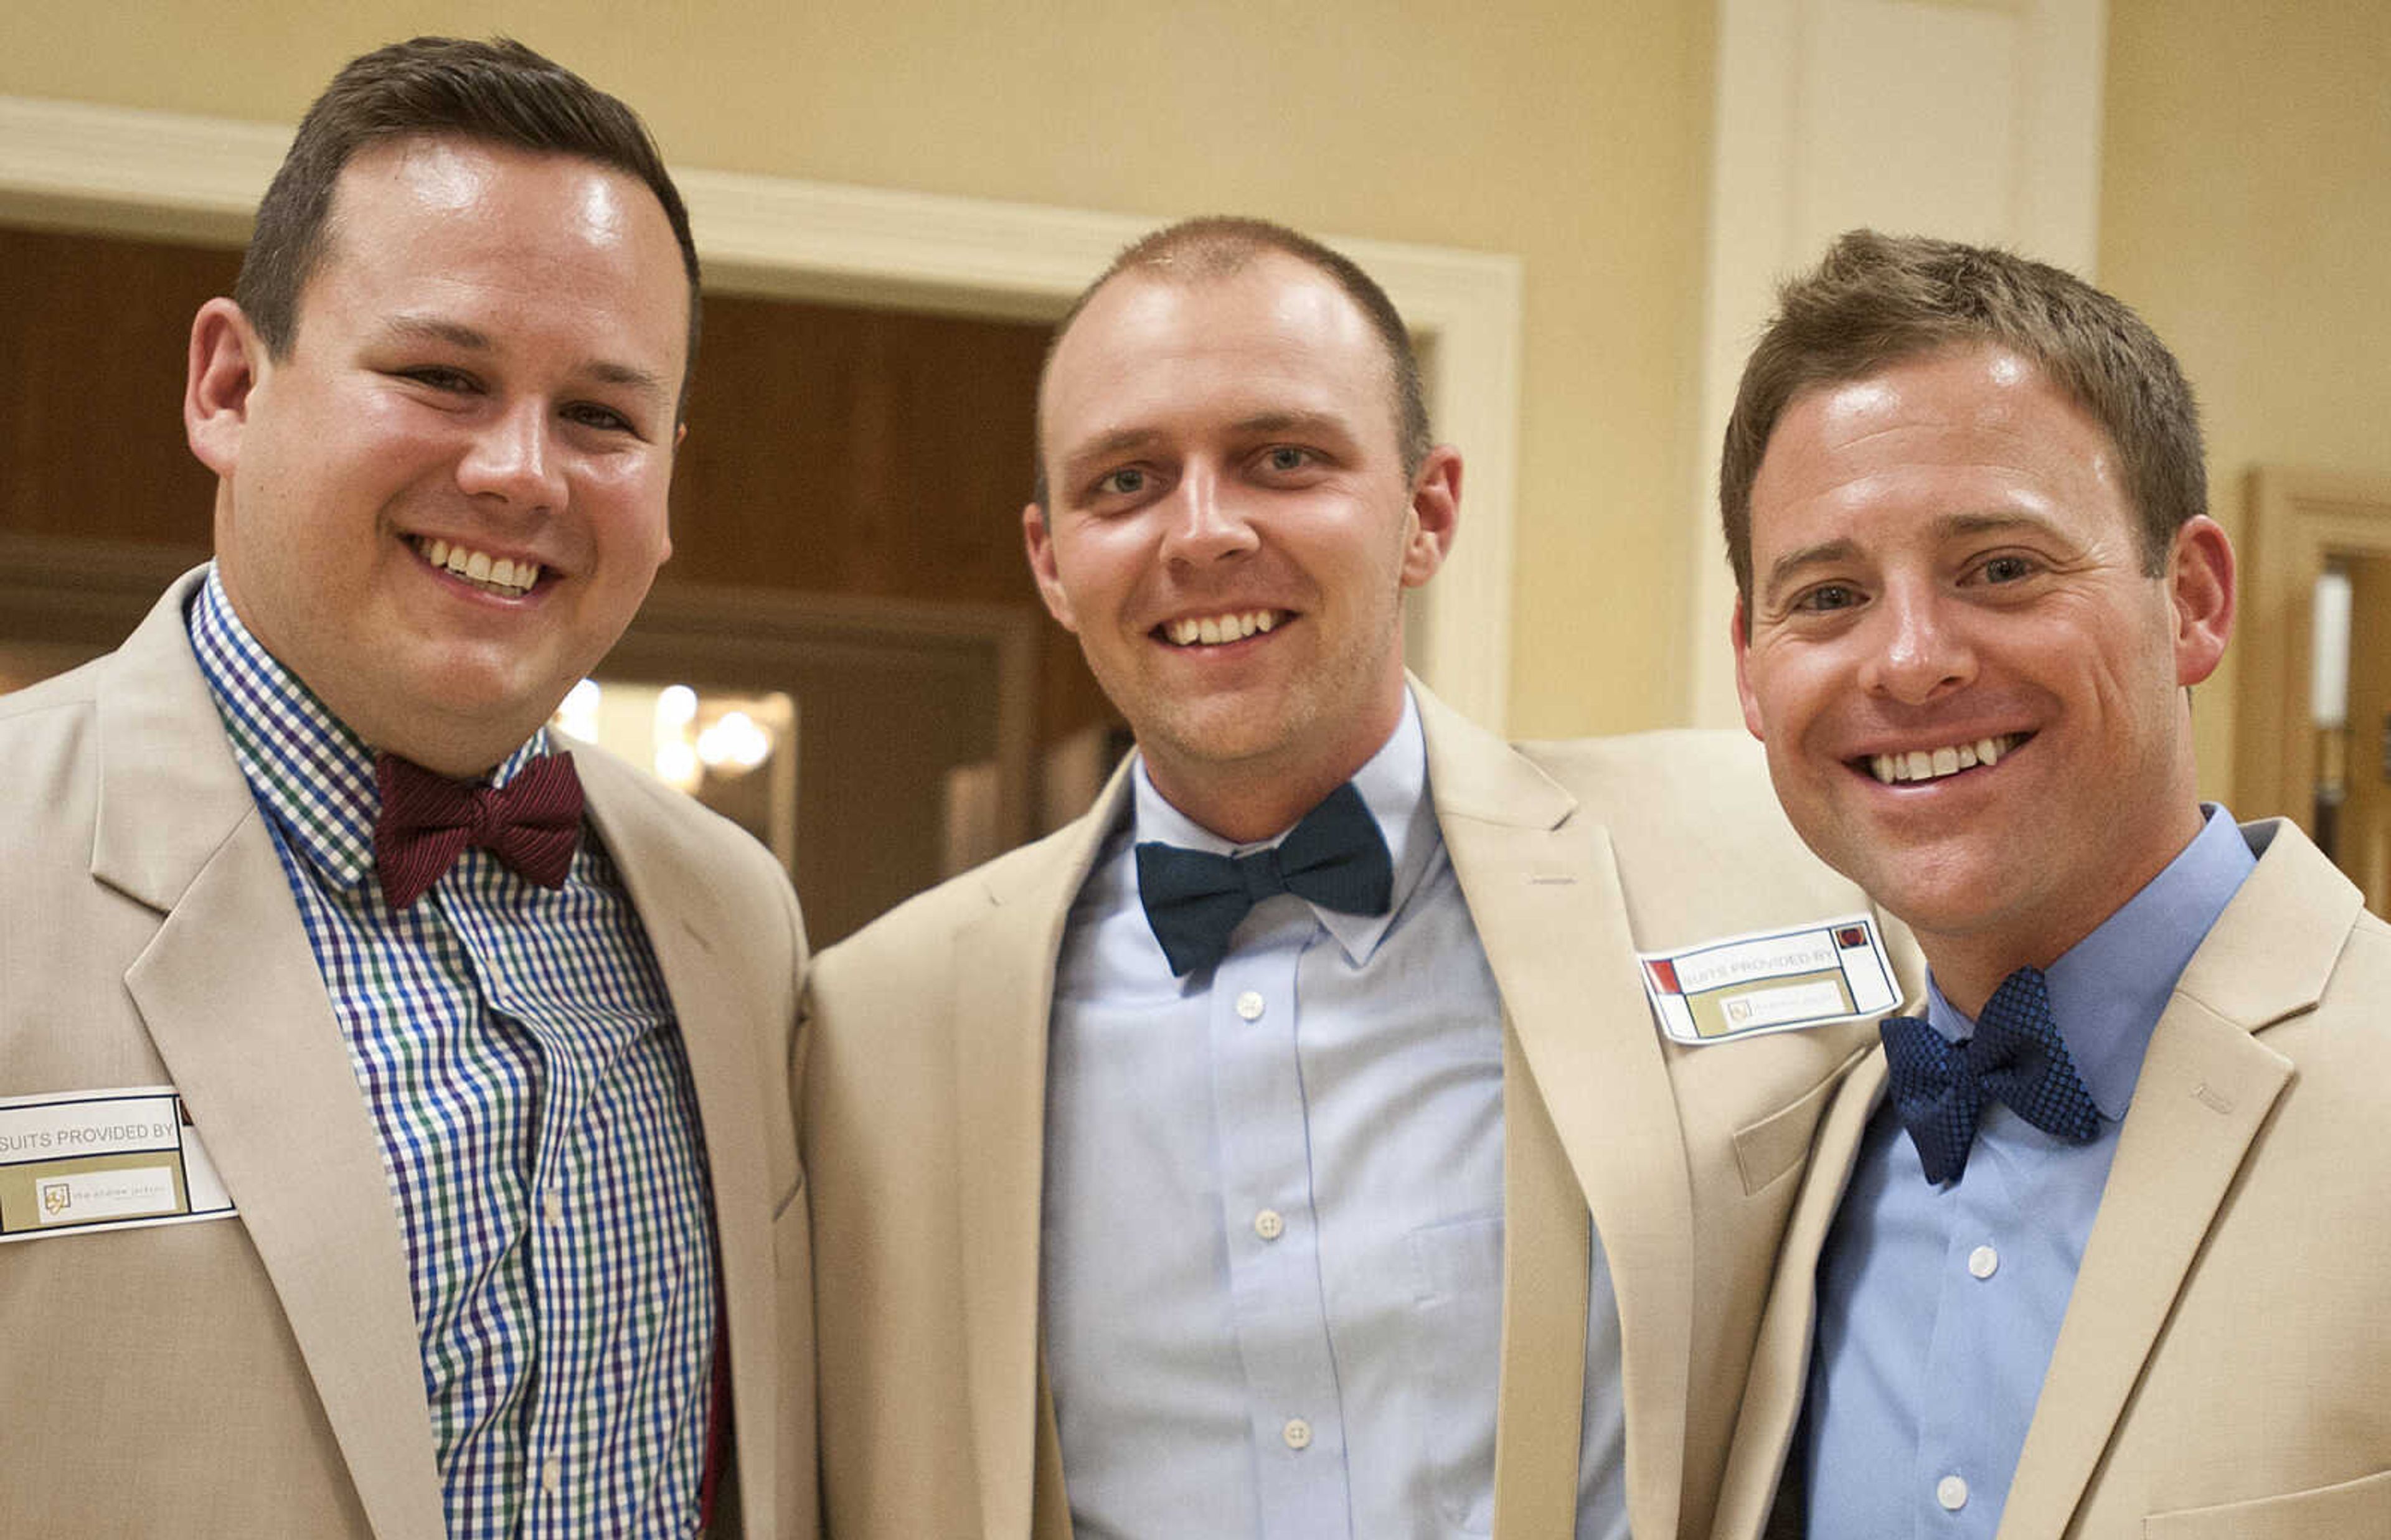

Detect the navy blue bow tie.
xmin=1880 ymin=965 xmax=2101 ymax=1185
xmin=1134 ymin=782 xmax=1394 ymax=977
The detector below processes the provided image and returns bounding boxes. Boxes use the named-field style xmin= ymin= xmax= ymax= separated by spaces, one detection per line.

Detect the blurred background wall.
xmin=2 ymin=0 xmax=2385 ymax=798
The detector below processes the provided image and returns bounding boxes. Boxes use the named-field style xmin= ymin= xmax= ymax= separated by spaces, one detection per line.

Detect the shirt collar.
xmin=1921 ymin=804 xmax=2256 ymax=1118
xmin=186 ymin=563 xmax=554 ymax=894
xmin=1129 ymin=688 xmax=1437 ymax=967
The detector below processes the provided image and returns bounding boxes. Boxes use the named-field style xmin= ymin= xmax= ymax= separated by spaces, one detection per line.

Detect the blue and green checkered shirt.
xmin=187 ymin=568 xmax=720 ymax=1537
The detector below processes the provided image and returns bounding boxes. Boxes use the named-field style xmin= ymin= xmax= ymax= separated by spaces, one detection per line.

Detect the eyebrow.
xmin=1059 ymin=410 xmax=1358 ymax=473
xmin=1757 ymin=538 xmax=1861 ymax=606
xmin=1061 ymin=427 xmax=1165 ymax=473
xmin=1232 ymin=409 xmax=1353 ymax=441
xmin=379 ymin=314 xmax=674 ymax=400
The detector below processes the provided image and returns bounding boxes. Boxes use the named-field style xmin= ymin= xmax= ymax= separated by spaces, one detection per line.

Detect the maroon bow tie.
xmin=372 ymin=750 xmax=585 ymax=910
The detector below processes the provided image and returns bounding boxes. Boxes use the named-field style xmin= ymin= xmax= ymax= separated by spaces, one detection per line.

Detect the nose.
xmin=1158 ymin=464 xmax=1258 ymax=569
xmin=455 ymin=400 xmax=565 ymax=511
xmin=1859 ymin=586 xmax=1974 ymax=704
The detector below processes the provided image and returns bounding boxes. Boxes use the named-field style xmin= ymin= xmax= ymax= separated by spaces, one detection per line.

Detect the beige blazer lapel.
xmin=954 ymin=765 xmax=1134 ymax=1539
xmin=578 ymin=755 xmax=791 ymax=1540
xmin=1419 ymin=688 xmax=1696 ymax=1540
xmin=1997 ymin=824 xmax=2352 ymax=1540
xmin=101 ymin=576 xmax=445 ymax=1540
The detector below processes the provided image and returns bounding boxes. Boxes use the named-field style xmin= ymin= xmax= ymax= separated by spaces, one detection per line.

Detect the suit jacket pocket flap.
xmin=2144 ymin=1467 xmax=2391 ymax=1539
xmin=1730 ymin=1058 xmax=1851 ymax=1197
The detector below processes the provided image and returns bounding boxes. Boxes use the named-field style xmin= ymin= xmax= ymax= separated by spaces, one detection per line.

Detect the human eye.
xmin=395 ymin=364 xmax=480 ymax=395
xmin=1250 ymin=444 xmax=1329 ymax=482
xmin=562 ymin=400 xmax=645 ymax=438
xmin=1789 ymin=581 xmax=1865 ymax=615
xmin=1095 ymin=466 xmax=1148 ymax=497
xmin=1961 ymin=550 xmax=2047 ymax=591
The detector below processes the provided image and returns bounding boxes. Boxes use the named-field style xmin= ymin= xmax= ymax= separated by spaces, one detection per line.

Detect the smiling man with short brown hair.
xmin=1714 ymin=230 xmax=2391 ymax=1540
xmin=803 ymin=215 xmax=1920 ymax=1540
xmin=0 ymin=38 xmax=809 ymax=1538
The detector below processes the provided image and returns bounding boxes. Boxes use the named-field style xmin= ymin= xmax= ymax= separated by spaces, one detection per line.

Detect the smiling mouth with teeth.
xmin=1865 ymin=732 xmax=2030 ymax=785
xmin=412 ymin=536 xmax=543 ymax=599
xmin=1160 ymin=610 xmax=1285 ymax=647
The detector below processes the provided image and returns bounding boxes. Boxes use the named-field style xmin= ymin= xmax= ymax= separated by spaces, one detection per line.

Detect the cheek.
xmin=1738 ymin=645 xmax=1827 ymax=746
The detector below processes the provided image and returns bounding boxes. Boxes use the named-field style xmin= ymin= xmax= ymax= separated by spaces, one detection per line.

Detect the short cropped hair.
xmin=1721 ymin=229 xmax=2205 ymax=611
xmin=1033 ymin=215 xmax=1431 ymax=507
xmin=235 ymin=35 xmax=701 ymax=399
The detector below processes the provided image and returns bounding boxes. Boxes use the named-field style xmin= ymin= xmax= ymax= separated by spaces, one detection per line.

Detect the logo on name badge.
xmin=39 ymin=1181 xmax=70 ymax=1217
xmin=1639 ymin=913 xmax=1900 ymax=1045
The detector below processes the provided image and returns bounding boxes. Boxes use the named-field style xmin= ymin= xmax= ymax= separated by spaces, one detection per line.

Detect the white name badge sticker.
xmin=0 ymin=1087 xmax=236 ymax=1242
xmin=1639 ymin=914 xmax=1901 ymax=1045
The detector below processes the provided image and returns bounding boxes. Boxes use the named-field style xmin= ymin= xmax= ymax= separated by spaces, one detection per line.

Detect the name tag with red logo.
xmin=1639 ymin=915 xmax=1900 ymax=1043
xmin=0 ymin=1087 xmax=235 ymax=1242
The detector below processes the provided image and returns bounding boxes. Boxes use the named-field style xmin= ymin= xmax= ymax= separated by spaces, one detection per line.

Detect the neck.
xmin=1141 ymin=684 xmax=1408 ymax=844
xmin=359 ymin=716 xmax=532 ymax=781
xmin=1920 ymin=803 xmax=2210 ymax=1018
xmin=1146 ymin=758 xmax=1363 ymax=845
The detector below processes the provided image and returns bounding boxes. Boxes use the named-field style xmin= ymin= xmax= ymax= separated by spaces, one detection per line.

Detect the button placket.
xmin=1204 ymin=937 xmax=1346 ymax=1531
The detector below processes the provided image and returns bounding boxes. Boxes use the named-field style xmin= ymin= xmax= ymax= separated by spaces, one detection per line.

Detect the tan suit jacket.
xmin=1712 ymin=819 xmax=2391 ymax=1540
xmin=804 ymin=684 xmax=1922 ymax=1540
xmin=0 ymin=571 xmax=814 ymax=1539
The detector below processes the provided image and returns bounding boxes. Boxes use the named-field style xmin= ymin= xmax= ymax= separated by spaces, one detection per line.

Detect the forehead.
xmin=1039 ymin=255 xmax=1396 ymax=452
xmin=1748 ymin=344 xmax=2129 ymax=552
xmin=305 ymin=136 xmax=689 ymax=358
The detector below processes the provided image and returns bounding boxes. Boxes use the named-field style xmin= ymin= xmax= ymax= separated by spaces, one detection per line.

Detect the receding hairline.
xmin=1032 ymin=242 xmax=1422 ymax=507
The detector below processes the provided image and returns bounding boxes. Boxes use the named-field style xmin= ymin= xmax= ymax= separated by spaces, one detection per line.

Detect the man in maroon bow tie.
xmin=0 ymin=37 xmax=811 ymax=1540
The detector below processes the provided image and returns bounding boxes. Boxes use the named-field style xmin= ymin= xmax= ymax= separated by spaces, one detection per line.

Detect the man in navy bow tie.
xmin=803 ymin=215 xmax=1922 ymax=1540
xmin=1714 ymin=230 xmax=2391 ymax=1539
xmin=0 ymin=37 xmax=810 ymax=1538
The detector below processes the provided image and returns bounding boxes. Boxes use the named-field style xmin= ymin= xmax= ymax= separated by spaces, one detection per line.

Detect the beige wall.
xmin=0 ymin=0 xmax=1719 ymax=738
xmin=21 ymin=4 xmax=2372 ymax=768
xmin=2100 ymin=0 xmax=2391 ymax=807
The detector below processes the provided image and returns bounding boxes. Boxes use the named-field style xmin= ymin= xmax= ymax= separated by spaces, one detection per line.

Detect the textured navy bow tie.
xmin=373 ymin=750 xmax=584 ymax=911
xmin=1880 ymin=965 xmax=2102 ymax=1185
xmin=1134 ymin=781 xmax=1394 ymax=977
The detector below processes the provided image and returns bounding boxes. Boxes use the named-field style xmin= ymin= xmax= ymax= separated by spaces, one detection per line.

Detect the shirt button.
xmin=541 ymin=1457 xmax=563 ymax=1495
xmin=1968 ymin=1244 xmax=1999 ymax=1279
xmin=1253 ymin=1208 xmax=1285 ymax=1241
xmin=1235 ymin=990 xmax=1266 ymax=1021
xmin=542 ymin=1188 xmax=565 ymax=1224
xmin=1937 ymin=1474 xmax=1968 ymax=1510
xmin=1282 ymin=1417 xmax=1313 ymax=1450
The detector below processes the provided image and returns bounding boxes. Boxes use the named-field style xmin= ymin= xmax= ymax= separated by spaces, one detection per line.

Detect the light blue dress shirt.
xmin=1803 ymin=806 xmax=2256 ymax=1536
xmin=1040 ymin=692 xmax=1628 ymax=1540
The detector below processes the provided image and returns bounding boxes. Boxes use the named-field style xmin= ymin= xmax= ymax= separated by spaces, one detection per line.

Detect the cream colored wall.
xmin=0 ymin=0 xmax=1719 ymax=738
xmin=2100 ymin=0 xmax=2391 ymax=806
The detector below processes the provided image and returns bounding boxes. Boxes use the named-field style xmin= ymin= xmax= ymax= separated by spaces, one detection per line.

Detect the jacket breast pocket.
xmin=1729 ymin=1056 xmax=1852 ymax=1196
xmin=2142 ymin=1467 xmax=2391 ymax=1538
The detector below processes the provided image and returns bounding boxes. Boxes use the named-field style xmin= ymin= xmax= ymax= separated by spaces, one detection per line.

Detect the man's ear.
xmin=2168 ymin=515 xmax=2235 ymax=687
xmin=185 ymin=298 xmax=263 ymax=477
xmin=1732 ymin=596 xmax=1768 ymax=741
xmin=1400 ymin=446 xmax=1463 ymax=588
xmin=1022 ymin=501 xmax=1077 ymax=631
